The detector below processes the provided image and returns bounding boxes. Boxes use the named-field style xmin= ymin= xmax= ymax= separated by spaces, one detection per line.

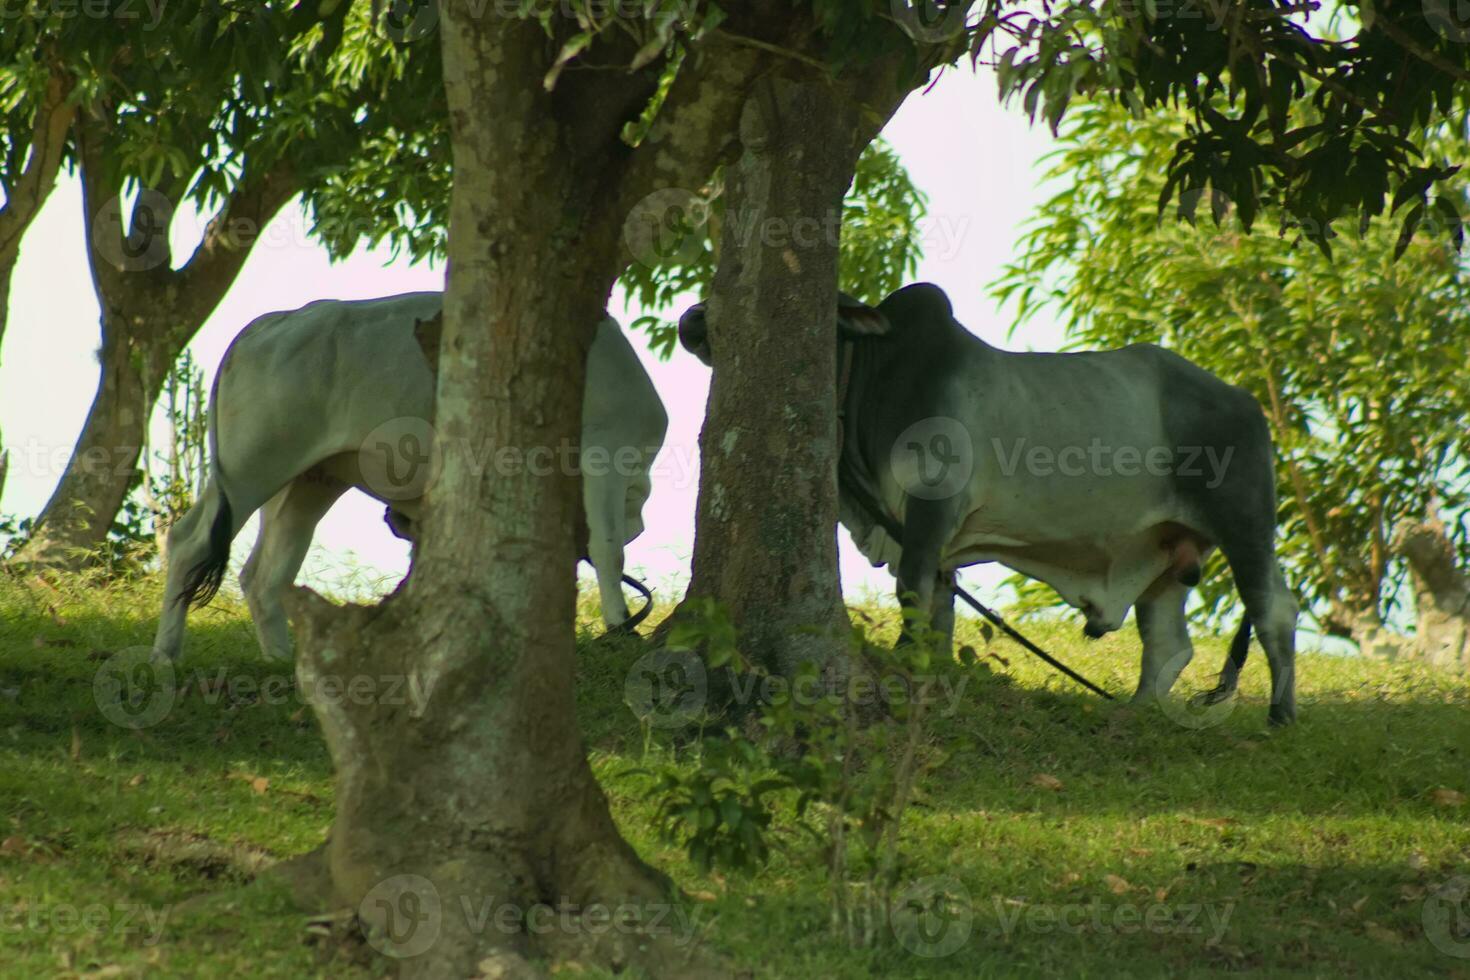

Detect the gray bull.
xmin=153 ymin=291 xmax=667 ymax=662
xmin=679 ymin=283 xmax=1297 ymax=725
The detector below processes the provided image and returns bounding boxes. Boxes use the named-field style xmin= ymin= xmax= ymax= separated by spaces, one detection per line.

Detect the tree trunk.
xmin=15 ymin=115 xmax=295 ymax=568
xmin=1396 ymin=516 xmax=1470 ymax=671
xmin=678 ymin=69 xmax=912 ymax=683
xmin=275 ymin=10 xmax=762 ymax=976
xmin=15 ymin=317 xmax=179 ymax=565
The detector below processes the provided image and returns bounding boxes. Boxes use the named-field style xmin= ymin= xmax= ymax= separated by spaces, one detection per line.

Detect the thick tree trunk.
xmin=679 ymin=69 xmax=913 ymax=683
xmin=276 ymin=9 xmax=770 ymax=976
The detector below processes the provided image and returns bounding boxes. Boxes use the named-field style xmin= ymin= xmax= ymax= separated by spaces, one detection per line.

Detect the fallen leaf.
xmin=251 ymin=776 xmax=270 ymax=795
xmin=1430 ymin=788 xmax=1466 ymax=808
xmin=128 ymin=774 xmax=145 ymax=788
xmin=688 ymin=890 xmax=719 ymax=903
xmin=1030 ymin=773 xmax=1064 ymax=791
xmin=1104 ymin=874 xmax=1131 ymax=895
xmin=0 ymin=836 xmax=25 ymax=856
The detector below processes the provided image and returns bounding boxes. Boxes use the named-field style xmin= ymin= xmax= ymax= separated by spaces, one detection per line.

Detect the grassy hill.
xmin=0 ymin=572 xmax=1466 ymax=978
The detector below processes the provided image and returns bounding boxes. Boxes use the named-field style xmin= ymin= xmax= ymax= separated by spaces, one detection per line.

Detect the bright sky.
xmin=2 ymin=64 xmax=1062 ymax=607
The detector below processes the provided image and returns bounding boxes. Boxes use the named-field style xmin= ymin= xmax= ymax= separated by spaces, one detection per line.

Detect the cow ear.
xmin=836 ymin=292 xmax=890 ymax=337
xmin=677 ymin=303 xmax=713 ymax=365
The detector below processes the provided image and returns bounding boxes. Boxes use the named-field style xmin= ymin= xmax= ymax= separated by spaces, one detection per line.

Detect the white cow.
xmin=152 ymin=292 xmax=667 ymax=662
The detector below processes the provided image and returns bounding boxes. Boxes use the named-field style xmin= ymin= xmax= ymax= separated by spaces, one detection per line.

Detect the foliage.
xmin=631 ymin=598 xmax=950 ymax=946
xmin=993 ymin=97 xmax=1470 ymax=634
xmin=969 ymin=0 xmax=1470 ymax=251
xmin=620 ymin=139 xmax=928 ymax=357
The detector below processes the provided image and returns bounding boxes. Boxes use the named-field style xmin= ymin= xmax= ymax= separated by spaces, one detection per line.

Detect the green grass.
xmin=1 ymin=572 xmax=1467 ymax=978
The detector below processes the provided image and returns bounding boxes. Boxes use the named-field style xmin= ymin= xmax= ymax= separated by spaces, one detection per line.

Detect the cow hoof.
xmin=1267 ymin=703 xmax=1297 ymax=727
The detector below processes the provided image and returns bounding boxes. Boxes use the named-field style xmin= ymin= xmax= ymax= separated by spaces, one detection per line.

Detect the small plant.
xmin=636 ymin=599 xmax=954 ymax=947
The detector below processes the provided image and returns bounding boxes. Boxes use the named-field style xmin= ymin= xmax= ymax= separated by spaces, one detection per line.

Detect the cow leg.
xmin=896 ymin=497 xmax=955 ymax=647
xmin=1132 ymin=579 xmax=1194 ymax=704
xmin=152 ymin=478 xmax=248 ymax=661
xmin=1207 ymin=481 xmax=1299 ymax=724
xmin=239 ymin=477 xmax=344 ymax=662
xmin=582 ymin=470 xmax=631 ymax=630
xmin=1228 ymin=554 xmax=1298 ymax=726
xmin=928 ymin=568 xmax=956 ymax=657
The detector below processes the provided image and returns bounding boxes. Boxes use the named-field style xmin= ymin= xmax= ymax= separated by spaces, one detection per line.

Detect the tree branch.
xmin=0 ymin=68 xmax=76 ymax=262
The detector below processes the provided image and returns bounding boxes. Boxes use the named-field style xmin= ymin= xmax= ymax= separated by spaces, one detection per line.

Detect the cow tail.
xmin=177 ymin=386 xmax=234 ymax=609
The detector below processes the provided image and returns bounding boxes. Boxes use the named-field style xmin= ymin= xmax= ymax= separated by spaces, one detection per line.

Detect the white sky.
xmin=2 ymin=64 xmax=1063 ymax=606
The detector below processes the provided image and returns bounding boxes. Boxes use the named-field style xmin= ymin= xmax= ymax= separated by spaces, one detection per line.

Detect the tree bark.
xmin=677 ymin=65 xmax=916 ymax=684
xmin=15 ymin=116 xmax=296 ymax=568
xmin=274 ymin=8 xmax=799 ymax=976
xmin=1396 ymin=515 xmax=1470 ymax=671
